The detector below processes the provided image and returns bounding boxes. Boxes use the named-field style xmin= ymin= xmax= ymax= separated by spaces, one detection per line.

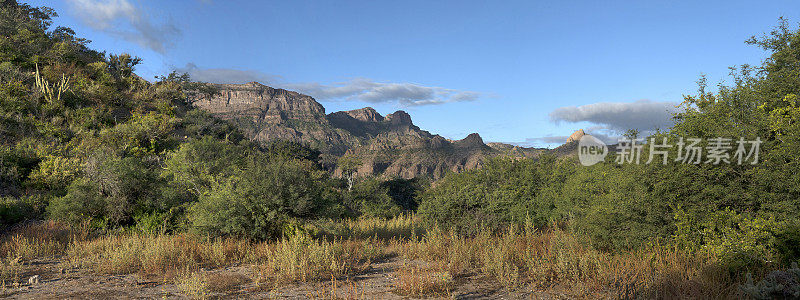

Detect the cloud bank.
xmin=520 ymin=135 xmax=570 ymax=145
xmin=172 ymin=64 xmax=481 ymax=106
xmin=67 ymin=0 xmax=180 ymax=53
xmin=285 ymin=79 xmax=480 ymax=106
xmin=519 ymin=100 xmax=680 ymax=147
xmin=517 ymin=129 xmax=617 ymax=148
xmin=549 ymin=99 xmax=680 ymax=132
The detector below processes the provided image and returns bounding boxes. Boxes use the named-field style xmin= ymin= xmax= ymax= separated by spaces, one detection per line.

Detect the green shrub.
xmin=673 ymin=208 xmax=789 ymax=272
xmin=381 ymin=177 xmax=428 ymax=212
xmin=96 ymin=112 xmax=179 ymax=157
xmin=47 ymin=153 xmax=165 ymax=225
xmin=345 ymin=178 xmax=402 ymax=218
xmin=181 ymin=110 xmax=245 ymax=143
xmin=47 ymin=179 xmax=105 ymax=224
xmin=0 ymin=196 xmax=36 ymax=227
xmin=418 ymin=157 xmax=539 ymax=235
xmin=162 ymin=137 xmax=248 ymax=197
xmin=26 ymin=155 xmax=82 ymax=191
xmin=188 ymin=155 xmax=334 ymax=240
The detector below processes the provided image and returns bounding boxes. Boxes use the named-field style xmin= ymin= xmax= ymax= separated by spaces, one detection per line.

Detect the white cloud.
xmin=518 ymin=101 xmax=681 ymax=148
xmin=174 ymin=63 xmax=282 ymax=84
xmin=516 ymin=129 xmax=617 ymax=148
xmin=549 ymin=99 xmax=680 ymax=132
xmin=170 ymin=65 xmax=481 ymax=106
xmin=285 ymin=78 xmax=480 ymax=106
xmin=519 ymin=135 xmax=569 ymax=145
xmin=67 ymin=0 xmax=180 ymax=53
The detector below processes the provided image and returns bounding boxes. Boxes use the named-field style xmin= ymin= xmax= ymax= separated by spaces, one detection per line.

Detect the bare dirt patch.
xmin=1 ymin=256 xmax=561 ymax=299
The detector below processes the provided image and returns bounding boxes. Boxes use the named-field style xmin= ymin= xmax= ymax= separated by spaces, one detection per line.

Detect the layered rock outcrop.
xmin=189 ymin=82 xmax=495 ymax=179
xmin=566 ymin=129 xmax=585 ymax=143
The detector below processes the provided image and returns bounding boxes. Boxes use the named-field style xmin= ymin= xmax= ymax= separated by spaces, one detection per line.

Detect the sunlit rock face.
xmin=566 ymin=129 xmax=585 ymax=143
xmin=190 ymin=82 xmax=497 ymax=179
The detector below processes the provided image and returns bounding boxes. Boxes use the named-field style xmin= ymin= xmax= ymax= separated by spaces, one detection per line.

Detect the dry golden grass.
xmin=0 ymin=256 xmax=22 ymax=288
xmin=339 ymin=214 xmax=424 ymax=240
xmin=66 ymin=233 xmax=251 ymax=277
xmin=0 ymin=216 xmax=773 ymax=298
xmin=301 ymin=276 xmax=363 ymax=299
xmin=254 ymin=230 xmax=386 ymax=285
xmin=392 ymin=263 xmax=454 ymax=298
xmin=0 ymin=220 xmax=89 ymax=259
xmin=398 ymin=224 xmax=743 ymax=299
xmin=304 ymin=275 xmax=367 ymax=300
xmin=176 ymin=269 xmax=208 ymax=299
xmin=206 ymin=273 xmax=250 ymax=292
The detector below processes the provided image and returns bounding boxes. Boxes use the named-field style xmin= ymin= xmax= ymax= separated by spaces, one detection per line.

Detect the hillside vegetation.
xmin=1 ymin=1 xmax=799 ymax=298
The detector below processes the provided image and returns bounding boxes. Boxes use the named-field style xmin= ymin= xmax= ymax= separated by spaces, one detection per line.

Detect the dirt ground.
xmin=0 ymin=257 xmax=571 ymax=299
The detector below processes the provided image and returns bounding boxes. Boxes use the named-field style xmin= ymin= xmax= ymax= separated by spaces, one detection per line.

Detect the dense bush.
xmin=419 ymin=157 xmax=543 ymax=235
xmin=162 ymin=137 xmax=249 ymax=197
xmin=419 ymin=155 xmax=670 ymax=249
xmin=344 ymin=178 xmax=402 ymax=219
xmin=382 ymin=177 xmax=429 ymax=212
xmin=46 ymin=179 xmax=105 ymax=224
xmin=0 ymin=196 xmax=36 ymax=228
xmin=188 ymin=154 xmax=336 ymax=240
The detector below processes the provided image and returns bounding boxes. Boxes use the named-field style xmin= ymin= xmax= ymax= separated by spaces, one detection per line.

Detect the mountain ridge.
xmin=189 ymin=82 xmax=506 ymax=179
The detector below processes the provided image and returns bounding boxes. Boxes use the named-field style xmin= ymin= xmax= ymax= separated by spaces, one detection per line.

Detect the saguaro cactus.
xmin=34 ymin=63 xmax=70 ymax=103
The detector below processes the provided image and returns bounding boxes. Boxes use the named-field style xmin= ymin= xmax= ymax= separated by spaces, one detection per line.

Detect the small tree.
xmin=338 ymin=155 xmax=361 ymax=191
xmin=623 ymin=128 xmax=640 ymax=140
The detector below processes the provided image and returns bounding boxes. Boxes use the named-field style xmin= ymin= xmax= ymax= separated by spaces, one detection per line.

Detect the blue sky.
xmin=29 ymin=0 xmax=800 ymax=146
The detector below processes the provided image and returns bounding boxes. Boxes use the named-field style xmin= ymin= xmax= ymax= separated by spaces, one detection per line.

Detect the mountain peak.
xmin=566 ymin=129 xmax=585 ymax=143
xmin=385 ymin=110 xmax=412 ymax=126
xmin=454 ymin=133 xmax=486 ymax=148
xmin=345 ymin=107 xmax=384 ymax=122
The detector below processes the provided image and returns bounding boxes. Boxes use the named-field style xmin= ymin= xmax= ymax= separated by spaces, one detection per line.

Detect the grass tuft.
xmin=392 ymin=264 xmax=454 ymax=298
xmin=255 ymin=230 xmax=385 ymax=284
xmin=176 ymin=269 xmax=208 ymax=299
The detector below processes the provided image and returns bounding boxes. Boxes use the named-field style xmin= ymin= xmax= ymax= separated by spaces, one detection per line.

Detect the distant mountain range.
xmin=189 ymin=82 xmax=570 ymax=179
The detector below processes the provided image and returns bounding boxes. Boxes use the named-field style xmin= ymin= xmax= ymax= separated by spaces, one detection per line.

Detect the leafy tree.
xmin=163 ymin=137 xmax=248 ymax=197
xmin=381 ymin=177 xmax=429 ymax=212
xmin=47 ymin=178 xmax=105 ymax=224
xmin=338 ymin=155 xmax=361 ymax=191
xmin=344 ymin=178 xmax=401 ymax=218
xmin=188 ymin=155 xmax=334 ymax=240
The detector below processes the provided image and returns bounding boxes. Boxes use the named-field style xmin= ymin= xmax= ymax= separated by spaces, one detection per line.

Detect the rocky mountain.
xmin=190 ymin=82 xmax=359 ymax=155
xmin=566 ymin=129 xmax=585 ymax=143
xmin=486 ymin=143 xmax=545 ymax=158
xmin=189 ymin=82 xmax=500 ymax=179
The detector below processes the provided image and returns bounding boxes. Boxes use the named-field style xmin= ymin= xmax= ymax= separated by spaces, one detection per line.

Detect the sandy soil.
xmin=0 ymin=257 xmax=570 ymax=299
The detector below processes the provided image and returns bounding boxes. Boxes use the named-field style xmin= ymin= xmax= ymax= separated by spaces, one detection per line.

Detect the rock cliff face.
xmin=566 ymin=129 xmax=585 ymax=143
xmin=190 ymin=82 xmax=495 ymax=179
xmin=191 ymin=82 xmax=359 ymax=155
xmin=192 ymin=82 xmax=326 ymax=121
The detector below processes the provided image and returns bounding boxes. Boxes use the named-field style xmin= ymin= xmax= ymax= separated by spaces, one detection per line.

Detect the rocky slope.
xmin=190 ymin=82 xmax=359 ymax=155
xmin=487 ymin=142 xmax=545 ymax=158
xmin=189 ymin=82 xmax=498 ymax=179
